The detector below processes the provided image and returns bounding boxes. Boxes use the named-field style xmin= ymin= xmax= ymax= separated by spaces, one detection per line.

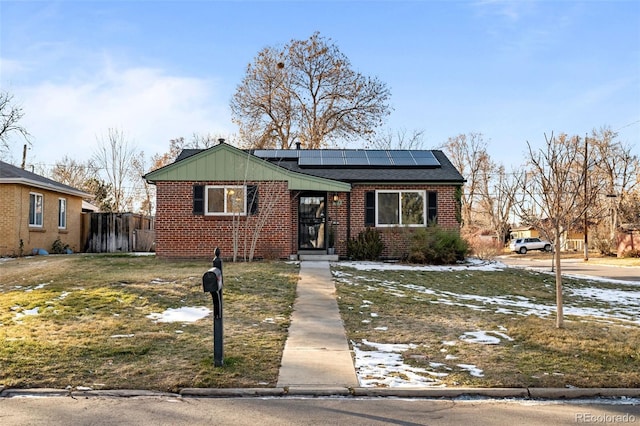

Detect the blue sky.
xmin=1 ymin=0 xmax=638 ymax=169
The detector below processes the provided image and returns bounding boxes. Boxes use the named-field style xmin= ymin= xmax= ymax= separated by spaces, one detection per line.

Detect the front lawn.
xmin=334 ymin=261 xmax=640 ymax=388
xmin=0 ymin=254 xmax=298 ymax=392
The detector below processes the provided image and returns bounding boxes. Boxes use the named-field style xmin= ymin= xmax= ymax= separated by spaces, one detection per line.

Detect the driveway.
xmin=498 ymin=255 xmax=640 ymax=283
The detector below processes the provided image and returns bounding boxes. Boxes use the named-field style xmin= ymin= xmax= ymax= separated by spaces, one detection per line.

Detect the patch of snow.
xmin=460 ymin=330 xmax=514 ymax=345
xmin=336 ymin=259 xmax=505 ymax=273
xmin=457 ymin=364 xmax=484 ymax=377
xmin=15 ymin=307 xmax=40 ymax=319
xmin=146 ymin=306 xmax=211 ymax=323
xmin=110 ymin=334 xmax=135 ymax=338
xmin=353 ymin=339 xmax=447 ymax=387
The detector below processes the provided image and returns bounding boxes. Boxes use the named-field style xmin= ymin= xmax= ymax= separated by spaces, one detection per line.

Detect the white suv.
xmin=509 ymin=238 xmax=552 ymax=254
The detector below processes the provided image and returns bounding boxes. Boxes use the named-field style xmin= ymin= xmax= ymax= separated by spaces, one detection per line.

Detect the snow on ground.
xmin=353 ymin=339 xmax=447 ymax=388
xmin=333 ymin=259 xmax=640 ymax=387
xmin=146 ymin=306 xmax=211 ymax=323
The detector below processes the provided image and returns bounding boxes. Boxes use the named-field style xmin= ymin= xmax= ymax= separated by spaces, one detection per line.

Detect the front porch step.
xmin=297 ymin=254 xmax=339 ymax=261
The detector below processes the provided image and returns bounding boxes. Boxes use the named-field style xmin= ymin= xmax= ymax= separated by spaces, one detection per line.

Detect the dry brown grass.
xmin=334 ymin=265 xmax=640 ymax=388
xmin=0 ymin=254 xmax=298 ymax=392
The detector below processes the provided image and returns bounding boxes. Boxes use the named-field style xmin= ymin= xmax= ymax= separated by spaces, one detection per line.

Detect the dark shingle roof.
xmin=0 ymin=160 xmax=90 ymax=196
xmin=262 ymin=150 xmax=464 ymax=183
xmin=172 ymin=147 xmax=465 ymax=184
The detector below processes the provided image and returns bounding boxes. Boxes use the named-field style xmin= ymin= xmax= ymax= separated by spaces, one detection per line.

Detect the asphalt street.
xmin=498 ymin=255 xmax=640 ymax=282
xmin=1 ymin=395 xmax=639 ymax=426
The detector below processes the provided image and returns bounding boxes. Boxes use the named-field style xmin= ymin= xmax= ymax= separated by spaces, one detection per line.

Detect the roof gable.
xmin=0 ymin=160 xmax=90 ymax=198
xmin=144 ymin=143 xmax=351 ymax=192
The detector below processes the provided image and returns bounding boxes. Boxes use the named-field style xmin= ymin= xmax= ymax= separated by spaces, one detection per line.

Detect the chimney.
xmin=218 ymin=138 xmax=225 ymax=145
xmin=295 ymin=142 xmax=301 ymax=150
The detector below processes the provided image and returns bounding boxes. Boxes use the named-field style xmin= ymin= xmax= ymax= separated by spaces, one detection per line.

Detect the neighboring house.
xmin=143 ymin=142 xmax=465 ymax=260
xmin=511 ymin=224 xmax=586 ymax=252
xmin=510 ymin=226 xmax=540 ymax=240
xmin=0 ymin=160 xmax=90 ymax=256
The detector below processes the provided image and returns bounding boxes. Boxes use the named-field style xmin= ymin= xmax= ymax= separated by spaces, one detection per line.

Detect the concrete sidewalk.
xmin=276 ymin=261 xmax=359 ymax=389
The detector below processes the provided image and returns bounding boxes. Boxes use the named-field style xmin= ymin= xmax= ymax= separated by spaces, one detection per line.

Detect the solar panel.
xmin=388 ymin=151 xmax=415 ymax=166
xmin=366 ymin=151 xmax=392 ymax=166
xmin=253 ymin=149 xmax=300 ymax=159
xmin=410 ymin=151 xmax=440 ymax=167
xmin=291 ymin=149 xmax=440 ymax=167
xmin=344 ymin=151 xmax=369 ymax=166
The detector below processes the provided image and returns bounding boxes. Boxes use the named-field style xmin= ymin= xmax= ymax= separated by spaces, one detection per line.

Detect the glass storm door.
xmin=298 ymin=194 xmax=326 ymax=250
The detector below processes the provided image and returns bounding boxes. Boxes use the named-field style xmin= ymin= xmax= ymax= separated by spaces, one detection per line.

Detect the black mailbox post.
xmin=202 ymin=247 xmax=223 ymax=367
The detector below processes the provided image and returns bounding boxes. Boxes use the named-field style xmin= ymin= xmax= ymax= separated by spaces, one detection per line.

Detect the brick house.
xmin=143 ymin=142 xmax=465 ymax=260
xmin=0 ymin=160 xmax=90 ymax=256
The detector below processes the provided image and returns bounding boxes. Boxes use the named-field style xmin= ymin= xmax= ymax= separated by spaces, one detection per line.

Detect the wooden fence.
xmin=83 ymin=213 xmax=155 ymax=253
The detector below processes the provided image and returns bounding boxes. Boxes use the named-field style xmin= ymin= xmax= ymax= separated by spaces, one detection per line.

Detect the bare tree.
xmin=0 ymin=91 xmax=30 ymax=158
xmin=93 ymin=128 xmax=140 ymax=212
xmin=231 ymin=32 xmax=391 ymax=149
xmin=366 ymin=128 xmax=426 ymax=150
xmin=50 ymin=156 xmax=97 ymax=190
xmin=151 ymin=133 xmax=227 ymax=170
xmin=518 ymin=133 xmax=594 ymax=328
xmin=588 ymin=127 xmax=639 ymax=247
xmin=131 ymin=153 xmax=155 ymax=216
xmin=440 ymin=133 xmax=491 ymax=229
xmin=478 ymin=163 xmax=522 ymax=244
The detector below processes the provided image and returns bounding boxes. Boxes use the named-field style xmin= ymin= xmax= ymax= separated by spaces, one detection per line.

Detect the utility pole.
xmin=583 ymin=135 xmax=589 ymax=261
xmin=21 ymin=144 xmax=27 ymax=169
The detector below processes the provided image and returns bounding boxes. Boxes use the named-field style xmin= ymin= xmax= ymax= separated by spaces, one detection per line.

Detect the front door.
xmin=298 ymin=194 xmax=326 ymax=250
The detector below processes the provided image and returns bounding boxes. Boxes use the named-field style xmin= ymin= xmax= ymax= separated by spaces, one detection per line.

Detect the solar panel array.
xmin=253 ymin=149 xmax=440 ymax=167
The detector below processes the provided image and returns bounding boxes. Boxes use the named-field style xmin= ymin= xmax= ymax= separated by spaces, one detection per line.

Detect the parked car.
xmin=509 ymin=237 xmax=552 ymax=254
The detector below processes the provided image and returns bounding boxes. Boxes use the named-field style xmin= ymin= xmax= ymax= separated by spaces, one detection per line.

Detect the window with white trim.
xmin=58 ymin=198 xmax=67 ymax=229
xmin=375 ymin=190 xmax=426 ymax=226
xmin=29 ymin=192 xmax=44 ymax=227
xmin=205 ymin=185 xmax=246 ymax=215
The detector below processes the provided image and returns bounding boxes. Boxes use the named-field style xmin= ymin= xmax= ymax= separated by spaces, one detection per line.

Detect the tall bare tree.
xmin=0 ymin=91 xmax=30 ymax=159
xmin=49 ymin=156 xmax=97 ymax=189
xmin=131 ymin=153 xmax=155 ymax=216
xmin=366 ymin=128 xmax=426 ymax=150
xmin=588 ymin=127 xmax=639 ymax=247
xmin=518 ymin=133 xmax=595 ymax=328
xmin=478 ymin=163 xmax=521 ymax=244
xmin=151 ymin=133 xmax=226 ymax=170
xmin=93 ymin=128 xmax=140 ymax=212
xmin=441 ymin=133 xmax=491 ymax=229
xmin=231 ymin=32 xmax=391 ymax=149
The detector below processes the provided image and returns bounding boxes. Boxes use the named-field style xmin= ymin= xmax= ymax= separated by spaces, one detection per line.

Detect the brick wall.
xmin=341 ymin=184 xmax=461 ymax=259
xmin=155 ymin=180 xmax=291 ymax=259
xmin=0 ymin=183 xmax=84 ymax=256
xmin=155 ymin=181 xmax=461 ymax=260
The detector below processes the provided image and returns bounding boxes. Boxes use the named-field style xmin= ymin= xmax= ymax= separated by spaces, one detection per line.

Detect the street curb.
xmin=2 ymin=387 xmax=640 ymax=399
xmin=0 ymin=388 xmax=179 ymax=398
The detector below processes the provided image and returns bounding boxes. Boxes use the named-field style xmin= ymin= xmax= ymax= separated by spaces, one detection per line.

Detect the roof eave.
xmin=1 ymin=178 xmax=92 ymax=198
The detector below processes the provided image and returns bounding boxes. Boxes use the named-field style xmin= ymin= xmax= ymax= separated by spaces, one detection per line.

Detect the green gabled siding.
xmin=144 ymin=143 xmax=351 ymax=192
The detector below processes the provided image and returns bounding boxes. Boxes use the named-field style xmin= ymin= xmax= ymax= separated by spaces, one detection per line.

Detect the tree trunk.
xmin=554 ymin=230 xmax=564 ymax=328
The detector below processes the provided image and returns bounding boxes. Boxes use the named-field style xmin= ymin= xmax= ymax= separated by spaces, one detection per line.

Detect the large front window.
xmin=29 ymin=193 xmax=44 ymax=227
xmin=376 ymin=190 xmax=425 ymax=226
xmin=205 ymin=185 xmax=246 ymax=215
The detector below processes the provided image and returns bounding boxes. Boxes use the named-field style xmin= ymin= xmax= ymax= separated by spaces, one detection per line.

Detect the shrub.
xmin=468 ymin=235 xmax=504 ymax=260
xmin=51 ymin=237 xmax=69 ymax=254
xmin=347 ymin=228 xmax=385 ymax=260
xmin=622 ymin=249 xmax=640 ymax=259
xmin=408 ymin=226 xmax=469 ymax=265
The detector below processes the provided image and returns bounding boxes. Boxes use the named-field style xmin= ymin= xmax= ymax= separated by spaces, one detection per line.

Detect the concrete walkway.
xmin=277 ymin=261 xmax=359 ymax=389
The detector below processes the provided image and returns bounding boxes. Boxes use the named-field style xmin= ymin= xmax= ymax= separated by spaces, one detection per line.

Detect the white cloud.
xmin=9 ymin=62 xmax=233 ymax=166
